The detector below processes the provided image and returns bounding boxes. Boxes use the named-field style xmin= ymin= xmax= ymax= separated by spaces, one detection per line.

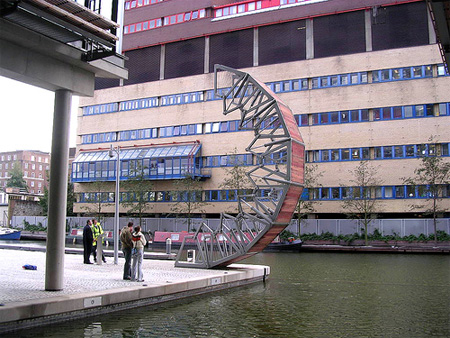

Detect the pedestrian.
xmin=82 ymin=219 xmax=93 ymax=264
xmin=91 ymin=218 xmax=106 ymax=263
xmin=131 ymin=225 xmax=147 ymax=282
xmin=120 ymin=222 xmax=134 ymax=280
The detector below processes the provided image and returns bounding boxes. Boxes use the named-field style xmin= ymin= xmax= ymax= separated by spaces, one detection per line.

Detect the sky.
xmin=0 ymin=1 xmax=117 ymax=154
xmin=0 ymin=76 xmax=79 ymax=153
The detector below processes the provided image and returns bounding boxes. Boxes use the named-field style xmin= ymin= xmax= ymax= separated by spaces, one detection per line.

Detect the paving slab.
xmin=0 ymin=248 xmax=269 ymax=334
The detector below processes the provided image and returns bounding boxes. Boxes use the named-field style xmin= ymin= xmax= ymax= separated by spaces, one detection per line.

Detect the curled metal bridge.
xmin=175 ymin=65 xmax=305 ymax=268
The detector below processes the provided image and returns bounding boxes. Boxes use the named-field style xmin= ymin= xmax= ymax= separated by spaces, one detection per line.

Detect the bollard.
xmin=166 ymin=238 xmax=172 ymax=254
xmin=97 ymin=234 xmax=104 ymax=265
xmin=187 ymin=249 xmax=195 ymax=262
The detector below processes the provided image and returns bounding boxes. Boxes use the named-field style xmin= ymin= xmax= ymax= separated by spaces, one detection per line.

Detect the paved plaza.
xmin=0 ymin=247 xmax=268 ymax=334
xmin=0 ymin=248 xmax=223 ymax=304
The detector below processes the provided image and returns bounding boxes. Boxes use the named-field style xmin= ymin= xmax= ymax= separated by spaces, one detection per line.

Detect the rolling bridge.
xmin=175 ymin=65 xmax=305 ymax=268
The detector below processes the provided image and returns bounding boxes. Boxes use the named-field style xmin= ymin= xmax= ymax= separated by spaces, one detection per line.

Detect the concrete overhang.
xmin=428 ymin=0 xmax=450 ymax=70
xmin=0 ymin=0 xmax=127 ymax=97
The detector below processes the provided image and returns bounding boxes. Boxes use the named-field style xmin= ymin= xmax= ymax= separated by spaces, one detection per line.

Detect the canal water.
xmin=12 ymin=252 xmax=450 ymax=337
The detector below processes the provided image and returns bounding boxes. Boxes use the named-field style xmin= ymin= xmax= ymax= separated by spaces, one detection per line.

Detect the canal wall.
xmin=10 ymin=216 xmax=450 ymax=237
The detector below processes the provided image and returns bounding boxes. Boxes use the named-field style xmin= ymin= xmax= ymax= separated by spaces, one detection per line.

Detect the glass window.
xmin=438 ymin=103 xmax=447 ymax=116
xmin=405 ymin=145 xmax=415 ymax=157
xmin=350 ymin=73 xmax=359 ymax=84
xmin=350 ymin=110 xmax=359 ymax=122
xmin=404 ymin=106 xmax=413 ymax=118
xmin=381 ymin=70 xmax=390 ymax=81
xmin=402 ymin=68 xmax=412 ymax=79
xmin=331 ymin=75 xmax=339 ymax=86
xmin=330 ymin=112 xmax=339 ymax=123
xmin=320 ymin=77 xmax=329 ymax=87
xmin=331 ymin=150 xmax=339 ymax=161
xmin=393 ymin=107 xmax=402 ymax=119
xmin=321 ymin=151 xmax=330 ymax=162
xmin=383 ymin=146 xmax=392 ymax=158
xmin=384 ymin=187 xmax=393 ymax=198
xmin=340 ymin=111 xmax=349 ymax=123
xmin=382 ymin=108 xmax=391 ymax=120
xmin=340 ymin=75 xmax=349 ymax=85
xmin=406 ymin=186 xmax=415 ymax=198
xmin=392 ymin=69 xmax=401 ymax=80
xmin=321 ymin=188 xmax=330 ymax=199
xmin=361 ymin=109 xmax=369 ymax=121
xmin=413 ymin=66 xmax=422 ymax=78
xmin=351 ymin=148 xmax=360 ymax=159
xmin=341 ymin=149 xmax=350 ymax=160
xmin=415 ymin=105 xmax=424 ymax=117
xmin=394 ymin=146 xmax=404 ymax=158
xmin=312 ymin=78 xmax=319 ymax=89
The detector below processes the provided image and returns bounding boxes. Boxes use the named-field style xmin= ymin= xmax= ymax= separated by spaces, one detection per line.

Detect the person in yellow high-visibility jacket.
xmin=91 ymin=218 xmax=106 ymax=263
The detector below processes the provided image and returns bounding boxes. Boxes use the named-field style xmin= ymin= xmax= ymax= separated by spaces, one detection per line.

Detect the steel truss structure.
xmin=175 ymin=65 xmax=305 ymax=268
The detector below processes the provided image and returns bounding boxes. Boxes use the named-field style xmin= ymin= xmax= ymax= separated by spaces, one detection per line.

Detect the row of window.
xmin=215 ymin=1 xmax=262 ymax=19
xmin=125 ymin=0 xmax=163 ymax=10
xmin=81 ymin=102 xmax=450 ymax=145
xmin=214 ymin=0 xmax=328 ymax=20
xmin=0 ymin=162 xmax=47 ymax=171
xmin=124 ymin=8 xmax=206 ymax=34
xmin=306 ymin=143 xmax=450 ymax=163
xmin=76 ymin=184 xmax=450 ymax=204
xmin=82 ymin=64 xmax=447 ymax=116
xmin=0 ymin=155 xmax=49 ymax=163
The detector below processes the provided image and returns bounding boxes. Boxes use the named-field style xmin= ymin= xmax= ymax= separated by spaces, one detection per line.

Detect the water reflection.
xmin=10 ymin=253 xmax=450 ymax=337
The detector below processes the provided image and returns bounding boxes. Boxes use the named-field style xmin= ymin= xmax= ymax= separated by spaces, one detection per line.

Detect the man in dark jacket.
xmin=120 ymin=222 xmax=134 ymax=280
xmin=83 ymin=220 xmax=93 ymax=264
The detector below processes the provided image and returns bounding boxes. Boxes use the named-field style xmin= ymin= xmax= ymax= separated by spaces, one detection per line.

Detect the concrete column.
xmin=204 ymin=36 xmax=210 ymax=74
xmin=365 ymin=9 xmax=373 ymax=52
xmin=253 ymin=27 xmax=259 ymax=67
xmin=45 ymin=89 xmax=72 ymax=291
xmin=160 ymin=44 xmax=165 ymax=80
xmin=306 ymin=19 xmax=314 ymax=60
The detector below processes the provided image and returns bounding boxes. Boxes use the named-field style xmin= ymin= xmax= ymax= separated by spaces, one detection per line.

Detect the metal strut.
xmin=175 ymin=65 xmax=305 ymax=268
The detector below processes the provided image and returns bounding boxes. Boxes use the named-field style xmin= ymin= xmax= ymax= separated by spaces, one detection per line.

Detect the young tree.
xmin=170 ymin=173 xmax=208 ymax=232
xmin=295 ymin=163 xmax=323 ymax=236
xmin=121 ymin=161 xmax=153 ymax=228
xmin=80 ymin=180 xmax=114 ymax=221
xmin=7 ymin=162 xmax=27 ymax=191
xmin=219 ymin=149 xmax=253 ymax=214
xmin=39 ymin=174 xmax=75 ymax=216
xmin=341 ymin=161 xmax=383 ymax=246
xmin=403 ymin=137 xmax=450 ymax=243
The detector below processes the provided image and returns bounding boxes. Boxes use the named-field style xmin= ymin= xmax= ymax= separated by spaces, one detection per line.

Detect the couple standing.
xmin=120 ymin=222 xmax=147 ymax=282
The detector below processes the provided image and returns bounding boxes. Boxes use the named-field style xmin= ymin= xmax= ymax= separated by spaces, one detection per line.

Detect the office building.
xmin=73 ymin=0 xmax=450 ymax=219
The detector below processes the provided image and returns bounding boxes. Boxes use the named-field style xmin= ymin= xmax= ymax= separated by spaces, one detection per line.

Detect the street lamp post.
xmin=109 ymin=145 xmax=120 ymax=265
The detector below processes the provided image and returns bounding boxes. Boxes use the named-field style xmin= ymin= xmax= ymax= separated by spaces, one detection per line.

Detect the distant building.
xmin=0 ymin=150 xmax=50 ymax=195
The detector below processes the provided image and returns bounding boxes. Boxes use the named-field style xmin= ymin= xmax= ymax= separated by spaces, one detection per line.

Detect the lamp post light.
xmin=109 ymin=145 xmax=120 ymax=265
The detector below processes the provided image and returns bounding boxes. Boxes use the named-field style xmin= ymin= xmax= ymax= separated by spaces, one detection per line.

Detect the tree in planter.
xmin=121 ymin=161 xmax=153 ymax=228
xmin=219 ymin=148 xmax=253 ymax=214
xmin=80 ymin=180 xmax=114 ymax=222
xmin=341 ymin=161 xmax=383 ymax=246
xmin=170 ymin=173 xmax=209 ymax=232
xmin=403 ymin=136 xmax=450 ymax=243
xmin=7 ymin=162 xmax=27 ymax=191
xmin=294 ymin=163 xmax=323 ymax=236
